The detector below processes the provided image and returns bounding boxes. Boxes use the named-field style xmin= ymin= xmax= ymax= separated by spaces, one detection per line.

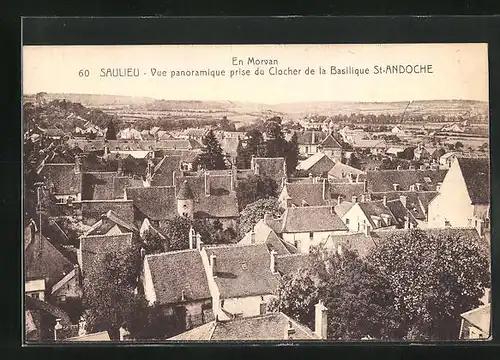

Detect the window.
xmin=345 ymin=218 xmax=350 ymax=225
xmin=31 ymin=293 xmax=39 ymax=300
xmin=309 ymin=232 xmax=314 ymax=239
xmin=469 ymin=327 xmax=483 ymax=339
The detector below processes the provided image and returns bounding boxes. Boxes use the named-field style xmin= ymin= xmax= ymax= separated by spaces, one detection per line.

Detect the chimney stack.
xmin=337 ymin=195 xmax=342 ymax=205
xmin=352 ymin=195 xmax=358 ymax=203
xmin=270 ymin=250 xmax=278 ymax=274
xmin=399 ymin=195 xmax=407 ymax=208
xmin=314 ymin=300 xmax=328 ymax=340
xmin=393 ymin=183 xmax=399 ymax=191
xmin=196 ymin=233 xmax=202 ymax=250
xmin=360 ymin=194 xmax=366 ymax=202
xmin=263 ymin=212 xmax=271 ymax=223
xmin=104 ymin=144 xmax=109 ymax=156
xmin=476 ymin=218 xmax=484 ymax=237
xmin=140 ymin=247 xmax=146 ymax=261
xmin=322 ymin=178 xmax=327 ymax=201
xmin=74 ymin=156 xmax=81 ymax=174
xmin=189 ymin=227 xmax=196 ymax=249
xmin=309 ymin=173 xmax=313 ymax=183
xmin=210 ymin=254 xmax=217 ymax=278
xmin=285 ymin=321 xmax=296 ymax=339
xmin=311 ymin=130 xmax=316 ymax=145
xmin=364 ymin=224 xmax=371 ymax=236
xmin=181 ymin=289 xmax=186 ymax=301
xmin=229 ymin=171 xmax=234 ymax=192
xmin=204 ymin=172 xmax=210 ymax=196
xmin=363 ymin=180 xmax=368 ymax=193
xmin=250 ymin=230 xmax=256 ymax=244
xmin=54 ymin=318 xmax=63 ymax=341
xmin=383 ymin=196 xmax=387 ymax=207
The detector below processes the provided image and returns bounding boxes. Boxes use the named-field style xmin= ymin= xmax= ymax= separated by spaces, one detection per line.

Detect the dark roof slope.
xmin=176 ymin=180 xmax=195 ymax=200
xmin=204 ymin=244 xmax=280 ymax=299
xmin=370 ymin=191 xmax=438 ymax=220
xmin=281 ymin=206 xmax=348 ymax=233
xmin=25 ymin=233 xmax=75 ymax=290
xmin=330 ymin=183 xmax=365 ymax=202
xmin=82 ymin=172 xmax=116 ymax=200
xmin=326 ymin=233 xmax=378 ymax=258
xmin=275 ymin=254 xmax=310 ymax=277
xmin=320 ymin=134 xmax=343 ymax=149
xmin=386 ymin=199 xmax=418 ymax=227
xmin=39 ymin=164 xmax=82 ymax=195
xmin=456 ymin=157 xmax=490 ymax=204
xmin=357 ymin=201 xmax=399 ymax=229
xmin=151 ymin=155 xmax=182 ymax=187
xmin=146 ymin=250 xmax=211 ymax=305
xmin=296 ymin=131 xmax=326 ymax=145
xmin=126 ymin=186 xmax=177 ymax=221
xmin=366 ymin=169 xmax=447 ymax=192
xmin=282 ymin=182 xmax=331 ymax=207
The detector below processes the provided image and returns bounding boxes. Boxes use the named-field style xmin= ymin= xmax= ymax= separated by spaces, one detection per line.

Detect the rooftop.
xmin=280 ymin=206 xmax=348 ymax=233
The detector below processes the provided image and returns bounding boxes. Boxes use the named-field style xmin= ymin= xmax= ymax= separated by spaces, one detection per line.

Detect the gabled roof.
xmin=325 ymin=233 xmax=378 ymax=258
xmin=204 ymin=244 xmax=280 ymax=299
xmin=296 ymin=131 xmax=326 ymax=145
xmin=24 ymin=295 xmax=72 ymax=326
xmin=352 ymin=139 xmax=387 ymax=148
xmin=145 ymin=249 xmax=211 ymax=305
xmin=151 ymin=155 xmax=182 ymax=187
xmin=38 ymin=163 xmax=82 ymax=195
xmin=25 ymin=232 xmax=75 ymax=290
xmin=80 ymin=233 xmax=133 ymax=279
xmin=456 ymin=157 xmax=490 ymax=204
xmin=356 ymin=201 xmax=399 ymax=229
xmin=85 ymin=210 xmax=138 ymax=236
xmin=275 ymin=253 xmax=310 ymax=277
xmin=296 ymin=153 xmax=335 ymax=172
xmin=280 ymin=206 xmax=348 ymax=233
xmin=370 ymin=191 xmax=438 ymax=220
xmin=328 ymin=162 xmax=365 ymax=179
xmin=461 ymin=304 xmax=491 ymax=335
xmin=82 ymin=172 xmax=117 ymax=200
xmin=281 ymin=182 xmax=331 ymax=207
xmin=330 ymin=182 xmax=365 ymax=202
xmin=366 ymin=169 xmax=447 ymax=192
xmin=168 ymin=312 xmax=319 ymax=340
xmin=238 ymin=220 xmax=290 ymax=255
xmin=126 ymin=186 xmax=177 ymax=221
xmin=320 ymin=134 xmax=343 ymax=149
xmin=176 ymin=180 xmax=194 ymax=200
xmin=385 ymin=199 xmax=418 ymax=227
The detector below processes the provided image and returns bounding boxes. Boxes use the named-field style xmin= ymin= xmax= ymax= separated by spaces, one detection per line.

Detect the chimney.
xmin=254 ymin=162 xmax=260 ymax=175
xmin=393 ymin=183 xmax=399 ymax=191
xmin=352 ymin=196 xmax=358 ymax=203
xmin=74 ymin=156 xmax=81 ymax=174
xmin=311 ymin=130 xmax=316 ymax=145
xmin=196 ymin=233 xmax=202 ymax=250
xmin=181 ymin=289 xmax=186 ymax=301
xmin=140 ymin=247 xmax=146 ymax=261
xmin=360 ymin=194 xmax=366 ymax=202
xmin=229 ymin=171 xmax=234 ymax=192
xmin=399 ymin=195 xmax=407 ymax=208
xmin=337 ymin=195 xmax=342 ymax=205
xmin=117 ymin=158 xmax=123 ymax=176
xmin=172 ymin=170 xmax=176 ymax=186
xmin=285 ymin=321 xmax=296 ymax=339
xmin=309 ymin=173 xmax=313 ymax=183
xmin=364 ymin=224 xmax=371 ymax=236
xmin=314 ymin=300 xmax=328 ymax=339
xmin=119 ymin=327 xmax=130 ymax=341
xmin=383 ymin=196 xmax=387 ymax=206
xmin=436 ymin=182 xmax=442 ymax=192
xmin=363 ymin=180 xmax=368 ymax=193
xmin=270 ymin=250 xmax=278 ymax=274
xmin=322 ymin=178 xmax=327 ymax=200
xmin=415 ymin=183 xmax=422 ymax=191
xmin=204 ymin=172 xmax=210 ymax=196
xmin=104 ymin=144 xmax=109 ymax=156
xmin=189 ymin=227 xmax=196 ymax=249
xmin=250 ymin=230 xmax=256 ymax=244
xmin=476 ymin=219 xmax=484 ymax=237
xmin=210 ymin=254 xmax=217 ymax=278
xmin=54 ymin=318 xmax=63 ymax=341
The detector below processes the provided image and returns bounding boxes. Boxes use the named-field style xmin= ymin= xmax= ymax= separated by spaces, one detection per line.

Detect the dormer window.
xmin=393 ymin=183 xmax=400 ymax=191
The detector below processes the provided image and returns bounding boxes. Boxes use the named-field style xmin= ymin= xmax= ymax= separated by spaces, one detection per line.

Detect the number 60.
xmin=79 ymin=69 xmax=90 ymax=77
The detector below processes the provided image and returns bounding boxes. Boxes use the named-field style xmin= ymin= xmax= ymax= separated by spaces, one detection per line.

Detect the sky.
xmin=22 ymin=43 xmax=489 ymax=104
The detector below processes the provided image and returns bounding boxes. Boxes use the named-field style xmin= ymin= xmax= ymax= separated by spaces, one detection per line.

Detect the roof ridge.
xmin=145 ymin=248 xmax=198 ymax=258
xmin=81 ymin=232 xmax=133 ymax=239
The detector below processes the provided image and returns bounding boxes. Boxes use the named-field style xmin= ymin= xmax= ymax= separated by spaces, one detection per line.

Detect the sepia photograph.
xmin=22 ymin=43 xmax=491 ymax=343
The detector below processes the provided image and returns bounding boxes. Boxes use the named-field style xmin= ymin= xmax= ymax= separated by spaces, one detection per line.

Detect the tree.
xmin=236 ymin=174 xmax=278 ymax=211
xmin=347 ymin=153 xmax=361 ymax=169
xmin=105 ymin=119 xmax=117 ymax=140
xmin=142 ymin=229 xmax=168 ymax=254
xmin=159 ymin=216 xmax=220 ymax=251
xmin=125 ymin=298 xmax=176 ymax=340
xmin=265 ymin=120 xmax=287 ymax=157
xmin=195 ymin=130 xmax=227 ymax=170
xmin=455 ymin=141 xmax=464 ymax=150
xmin=270 ymin=245 xmax=403 ymax=340
xmin=235 ymin=141 xmax=250 ymax=169
xmin=285 ymin=132 xmax=299 ymax=176
xmin=238 ymin=197 xmax=282 ymax=237
xmin=82 ymin=245 xmax=142 ymax=339
xmin=367 ymin=229 xmax=491 ymax=340
xmin=398 ymin=147 xmax=415 ymax=160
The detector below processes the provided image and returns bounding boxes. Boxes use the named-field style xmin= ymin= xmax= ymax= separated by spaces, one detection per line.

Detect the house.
xmin=318 ymin=133 xmax=344 ymax=161
xmin=250 ymin=157 xmax=287 ymax=184
xmin=459 ymin=304 xmax=490 ymax=340
xmin=391 ymin=126 xmax=403 ymax=134
xmin=341 ymin=196 xmax=418 ymax=234
xmin=265 ymin=206 xmax=349 ymax=253
xmin=440 ymin=152 xmax=459 ymax=168
xmin=125 ymin=186 xmax=178 ymax=225
xmin=365 ymin=169 xmax=447 ymax=193
xmin=351 ymin=139 xmax=387 ymax=155
xmin=83 ymin=209 xmax=138 ymax=237
xmin=278 ymin=179 xmax=332 ymax=208
xmin=441 ymin=123 xmax=465 ymax=133
xmin=118 ymin=127 xmax=143 ymax=140
xmin=330 ymin=182 xmax=367 ymax=204
xmin=174 ymin=171 xmax=239 ymax=230
xmin=428 ymin=157 xmax=490 ymax=232
xmin=328 ymin=162 xmax=366 ymax=182
xmin=296 ymin=131 xmax=327 ymax=155
xmin=72 ymin=199 xmax=135 ymax=226
xmin=43 ymin=128 xmax=66 ymax=140
xmin=25 ymin=227 xmax=81 ymax=304
xmin=296 ymin=152 xmax=336 ymax=177
xmin=238 ymin=219 xmax=297 ymax=255
xmin=413 ymin=144 xmax=430 ymax=161
xmin=150 ymin=155 xmax=182 ymax=186
xmin=179 ymin=128 xmax=209 ymax=143
xmin=142 ymin=248 xmax=214 ymax=333
xmin=77 ymin=233 xmax=134 ymax=282
xmin=37 ymin=159 xmax=83 ymax=203
xmin=167 ymin=306 xmax=326 ymax=340
xmin=109 ymin=149 xmax=154 ymax=159
xmin=386 ymin=147 xmax=405 ymax=157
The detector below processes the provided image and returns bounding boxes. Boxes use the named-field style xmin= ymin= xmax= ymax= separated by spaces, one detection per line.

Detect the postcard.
xmin=22 ymin=43 xmax=491 ymax=343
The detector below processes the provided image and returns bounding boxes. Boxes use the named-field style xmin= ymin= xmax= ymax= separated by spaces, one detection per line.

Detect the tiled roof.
xmin=296 ymin=131 xmax=326 ymax=145
xmin=168 ymin=312 xmax=318 ymax=340
xmin=325 ymin=233 xmax=378 ymax=258
xmin=177 ymin=180 xmax=195 ymax=200
xmin=356 ymin=200 xmax=399 ymax=229
xmin=126 ymin=186 xmax=177 ymax=221
xmin=320 ymin=134 xmax=343 ymax=149
xmin=281 ymin=182 xmax=332 ymax=207
xmin=78 ymin=200 xmax=135 ymax=225
xmin=385 ymin=199 xmax=418 ymax=227
xmin=334 ymin=201 xmax=354 ymax=218
xmin=204 ymin=244 xmax=280 ymax=299
xmin=38 ymin=163 xmax=82 ymax=195
xmin=175 ymin=176 xmax=239 ymax=218
xmin=80 ymin=233 xmax=133 ymax=279
xmin=275 ymin=253 xmax=310 ymax=276
xmin=330 ymin=183 xmax=365 ymax=202
xmin=151 ymin=155 xmax=182 ymax=187
xmin=297 ymin=153 xmax=335 ymax=172
xmin=456 ymin=157 xmax=490 ymax=204
xmin=145 ymin=249 xmax=211 ymax=305
xmin=112 ymin=176 xmax=143 ymax=199
xmin=25 ymin=233 xmax=75 ymax=290
xmin=370 ymin=191 xmax=438 ymax=220
xmin=461 ymin=304 xmax=491 ymax=335
xmin=252 ymin=157 xmax=286 ymax=183
xmin=82 ymin=172 xmax=117 ymax=200
xmin=85 ymin=210 xmax=138 ymax=236
xmin=352 ymin=139 xmax=387 ymax=148
xmin=280 ymin=206 xmax=348 ymax=233
xmin=366 ymin=169 xmax=447 ymax=192
xmin=328 ymin=162 xmax=365 ymax=179
xmin=238 ymin=220 xmax=290 ymax=255
xmin=24 ymin=295 xmax=72 ymax=326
